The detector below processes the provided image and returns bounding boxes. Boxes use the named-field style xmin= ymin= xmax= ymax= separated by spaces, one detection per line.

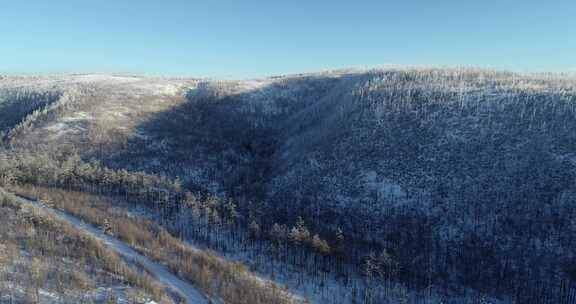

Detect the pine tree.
xmin=289 ymin=216 xmax=310 ymax=246
xmin=173 ymin=176 xmax=183 ymax=193
xmin=363 ymin=252 xmax=380 ymax=304
xmin=312 ymin=234 xmax=331 ymax=255
xmin=184 ymin=191 xmax=198 ymax=209
xmin=377 ymin=249 xmax=398 ymax=279
xmin=224 ymin=199 xmax=238 ymax=224
xmin=249 ymin=220 xmax=261 ymax=239
xmin=270 ymin=223 xmax=281 ymax=238
xmin=334 ymin=227 xmax=345 ymax=256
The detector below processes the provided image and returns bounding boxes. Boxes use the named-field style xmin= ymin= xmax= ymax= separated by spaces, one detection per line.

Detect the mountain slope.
xmin=1 ymin=68 xmax=576 ymax=303
xmin=6 ymin=190 xmax=208 ymax=304
xmin=0 ymin=190 xmax=171 ymax=303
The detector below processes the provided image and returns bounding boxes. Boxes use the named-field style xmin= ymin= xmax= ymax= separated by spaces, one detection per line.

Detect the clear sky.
xmin=1 ymin=0 xmax=575 ymax=78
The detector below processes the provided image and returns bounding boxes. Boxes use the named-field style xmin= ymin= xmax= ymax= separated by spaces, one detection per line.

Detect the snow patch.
xmin=362 ymin=170 xmax=407 ymax=201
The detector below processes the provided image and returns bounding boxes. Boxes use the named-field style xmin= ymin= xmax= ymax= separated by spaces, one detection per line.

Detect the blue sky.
xmin=1 ymin=0 xmax=575 ymax=78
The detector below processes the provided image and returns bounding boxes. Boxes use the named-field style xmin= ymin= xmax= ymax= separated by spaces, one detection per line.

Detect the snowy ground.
xmin=4 ymin=191 xmax=208 ymax=304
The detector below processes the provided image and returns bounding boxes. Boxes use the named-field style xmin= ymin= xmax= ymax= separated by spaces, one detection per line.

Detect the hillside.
xmin=0 ymin=190 xmax=171 ymax=303
xmin=1 ymin=68 xmax=576 ymax=303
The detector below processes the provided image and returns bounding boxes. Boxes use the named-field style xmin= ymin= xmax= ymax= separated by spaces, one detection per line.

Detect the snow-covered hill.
xmin=1 ymin=68 xmax=576 ymax=303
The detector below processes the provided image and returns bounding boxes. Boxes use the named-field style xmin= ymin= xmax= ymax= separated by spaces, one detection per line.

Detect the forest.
xmin=0 ymin=69 xmax=575 ymax=303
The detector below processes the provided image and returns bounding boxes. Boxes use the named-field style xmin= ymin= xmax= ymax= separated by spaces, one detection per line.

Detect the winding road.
xmin=4 ymin=190 xmax=207 ymax=304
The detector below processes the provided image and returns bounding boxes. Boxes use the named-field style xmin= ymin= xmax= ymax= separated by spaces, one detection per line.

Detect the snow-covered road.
xmin=6 ymin=191 xmax=208 ymax=304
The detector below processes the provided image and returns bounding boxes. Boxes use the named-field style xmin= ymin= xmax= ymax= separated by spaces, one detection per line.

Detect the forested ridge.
xmin=1 ymin=69 xmax=575 ymax=303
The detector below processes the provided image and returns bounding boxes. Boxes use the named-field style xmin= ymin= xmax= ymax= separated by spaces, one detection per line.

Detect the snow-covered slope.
xmin=0 ymin=189 xmax=174 ymax=303
xmin=6 ymin=190 xmax=208 ymax=304
xmin=2 ymin=68 xmax=576 ymax=303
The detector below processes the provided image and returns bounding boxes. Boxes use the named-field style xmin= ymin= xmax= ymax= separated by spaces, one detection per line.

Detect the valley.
xmin=1 ymin=68 xmax=576 ymax=303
